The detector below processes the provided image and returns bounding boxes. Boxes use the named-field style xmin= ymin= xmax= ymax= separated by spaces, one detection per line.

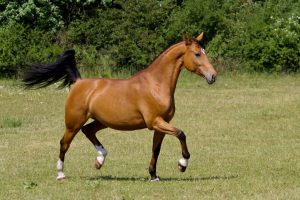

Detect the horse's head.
xmin=183 ymin=32 xmax=217 ymax=84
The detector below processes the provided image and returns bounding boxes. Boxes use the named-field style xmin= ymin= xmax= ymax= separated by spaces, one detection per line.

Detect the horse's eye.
xmin=195 ymin=53 xmax=200 ymax=57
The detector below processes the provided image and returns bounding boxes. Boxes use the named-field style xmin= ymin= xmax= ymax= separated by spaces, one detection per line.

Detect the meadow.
xmin=0 ymin=72 xmax=300 ymax=199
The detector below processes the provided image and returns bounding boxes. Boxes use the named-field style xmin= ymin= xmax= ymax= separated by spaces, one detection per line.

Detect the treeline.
xmin=0 ymin=0 xmax=299 ymax=77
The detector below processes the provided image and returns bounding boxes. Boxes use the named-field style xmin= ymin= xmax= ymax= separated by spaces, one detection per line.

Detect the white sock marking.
xmin=57 ymin=171 xmax=66 ymax=180
xmin=56 ymin=159 xmax=65 ymax=180
xmin=179 ymin=157 xmax=188 ymax=167
xmin=95 ymin=145 xmax=107 ymax=165
xmin=150 ymin=177 xmax=160 ymax=182
xmin=57 ymin=159 xmax=64 ymax=171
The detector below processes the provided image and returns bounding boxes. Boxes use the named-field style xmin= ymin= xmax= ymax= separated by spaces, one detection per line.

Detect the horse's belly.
xmin=90 ymin=104 xmax=147 ymax=131
xmin=95 ymin=113 xmax=147 ymax=131
xmin=104 ymin=119 xmax=147 ymax=131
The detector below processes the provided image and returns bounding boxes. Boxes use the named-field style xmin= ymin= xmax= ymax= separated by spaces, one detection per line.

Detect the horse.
xmin=23 ymin=32 xmax=217 ymax=181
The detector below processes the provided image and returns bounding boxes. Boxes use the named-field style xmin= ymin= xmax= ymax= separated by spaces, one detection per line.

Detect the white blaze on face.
xmin=201 ymin=48 xmax=206 ymax=55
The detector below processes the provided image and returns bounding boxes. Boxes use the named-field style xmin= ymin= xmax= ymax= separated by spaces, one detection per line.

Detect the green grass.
xmin=0 ymin=117 xmax=22 ymax=128
xmin=0 ymin=72 xmax=300 ymax=199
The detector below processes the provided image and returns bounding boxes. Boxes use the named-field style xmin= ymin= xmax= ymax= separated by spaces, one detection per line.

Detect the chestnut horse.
xmin=23 ymin=32 xmax=217 ymax=181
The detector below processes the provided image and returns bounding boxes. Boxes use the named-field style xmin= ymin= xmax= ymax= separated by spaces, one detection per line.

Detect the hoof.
xmin=57 ymin=172 xmax=66 ymax=180
xmin=178 ymin=163 xmax=187 ymax=172
xmin=95 ymin=159 xmax=102 ymax=170
xmin=150 ymin=177 xmax=160 ymax=182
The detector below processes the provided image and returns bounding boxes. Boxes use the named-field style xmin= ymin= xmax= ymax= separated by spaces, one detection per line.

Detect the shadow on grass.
xmin=84 ymin=174 xmax=238 ymax=182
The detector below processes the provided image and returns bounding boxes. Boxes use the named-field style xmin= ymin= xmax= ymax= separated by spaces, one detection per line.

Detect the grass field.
xmin=0 ymin=72 xmax=300 ymax=199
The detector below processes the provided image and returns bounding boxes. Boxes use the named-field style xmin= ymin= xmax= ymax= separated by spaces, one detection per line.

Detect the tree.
xmin=0 ymin=0 xmax=111 ymax=32
xmin=66 ymin=0 xmax=177 ymax=71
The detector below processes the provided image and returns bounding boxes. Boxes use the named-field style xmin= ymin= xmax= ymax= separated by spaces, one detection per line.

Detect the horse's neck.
xmin=144 ymin=42 xmax=186 ymax=95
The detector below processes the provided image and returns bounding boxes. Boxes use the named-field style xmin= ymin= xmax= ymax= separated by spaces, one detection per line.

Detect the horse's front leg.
xmin=152 ymin=117 xmax=190 ymax=176
xmin=149 ymin=131 xmax=165 ymax=181
xmin=176 ymin=129 xmax=190 ymax=172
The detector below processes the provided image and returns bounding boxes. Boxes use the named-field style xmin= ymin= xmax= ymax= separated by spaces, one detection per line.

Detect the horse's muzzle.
xmin=205 ymin=73 xmax=216 ymax=85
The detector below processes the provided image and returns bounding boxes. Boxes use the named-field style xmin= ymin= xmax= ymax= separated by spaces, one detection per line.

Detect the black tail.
xmin=23 ymin=49 xmax=81 ymax=89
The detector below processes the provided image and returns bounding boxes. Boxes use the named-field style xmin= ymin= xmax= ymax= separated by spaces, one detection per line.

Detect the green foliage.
xmin=0 ymin=0 xmax=63 ymax=32
xmin=67 ymin=0 xmax=176 ymax=72
xmin=0 ymin=24 xmax=62 ymax=76
xmin=0 ymin=117 xmax=22 ymax=128
xmin=0 ymin=0 xmax=111 ymax=32
xmin=208 ymin=0 xmax=300 ymax=73
xmin=0 ymin=0 xmax=299 ymax=76
xmin=165 ymin=0 xmax=225 ymax=43
xmin=23 ymin=181 xmax=38 ymax=190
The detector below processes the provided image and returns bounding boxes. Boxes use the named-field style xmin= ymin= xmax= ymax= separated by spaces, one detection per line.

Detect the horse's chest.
xmin=156 ymin=97 xmax=175 ymax=120
xmin=164 ymin=105 xmax=175 ymax=121
xmin=141 ymin=87 xmax=176 ymax=122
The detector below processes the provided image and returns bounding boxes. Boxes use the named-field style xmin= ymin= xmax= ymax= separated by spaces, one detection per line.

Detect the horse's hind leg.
xmin=81 ymin=120 xmax=108 ymax=169
xmin=57 ymin=111 xmax=88 ymax=180
xmin=57 ymin=127 xmax=80 ymax=180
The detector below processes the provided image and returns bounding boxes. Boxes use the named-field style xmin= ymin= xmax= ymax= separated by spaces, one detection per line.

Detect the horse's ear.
xmin=196 ymin=32 xmax=204 ymax=42
xmin=196 ymin=32 xmax=206 ymax=49
xmin=183 ymin=32 xmax=192 ymax=45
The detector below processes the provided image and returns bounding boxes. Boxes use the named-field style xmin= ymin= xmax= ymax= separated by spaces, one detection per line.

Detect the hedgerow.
xmin=0 ymin=0 xmax=299 ymax=76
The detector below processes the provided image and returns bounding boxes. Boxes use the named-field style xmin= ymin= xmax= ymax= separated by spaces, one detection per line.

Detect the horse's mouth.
xmin=195 ymin=68 xmax=216 ymax=85
xmin=203 ymin=73 xmax=216 ymax=85
xmin=206 ymin=75 xmax=216 ymax=84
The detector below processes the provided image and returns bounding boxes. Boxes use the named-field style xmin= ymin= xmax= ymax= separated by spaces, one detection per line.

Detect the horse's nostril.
xmin=207 ymin=74 xmax=216 ymax=85
xmin=211 ymin=74 xmax=216 ymax=81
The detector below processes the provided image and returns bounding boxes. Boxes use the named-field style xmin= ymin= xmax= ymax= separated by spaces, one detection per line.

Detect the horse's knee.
xmin=59 ymin=139 xmax=69 ymax=161
xmin=176 ymin=130 xmax=186 ymax=141
xmin=60 ymin=136 xmax=70 ymax=150
xmin=59 ymin=129 xmax=77 ymax=157
xmin=176 ymin=131 xmax=190 ymax=159
xmin=59 ymin=138 xmax=67 ymax=152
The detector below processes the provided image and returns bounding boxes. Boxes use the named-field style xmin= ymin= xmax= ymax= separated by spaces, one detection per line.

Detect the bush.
xmin=0 ymin=0 xmax=110 ymax=33
xmin=166 ymin=0 xmax=299 ymax=73
xmin=0 ymin=0 xmax=299 ymax=77
xmin=66 ymin=0 xmax=176 ymax=72
xmin=0 ymin=24 xmax=62 ymax=77
xmin=165 ymin=0 xmax=225 ymax=43
xmin=208 ymin=0 xmax=300 ymax=73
